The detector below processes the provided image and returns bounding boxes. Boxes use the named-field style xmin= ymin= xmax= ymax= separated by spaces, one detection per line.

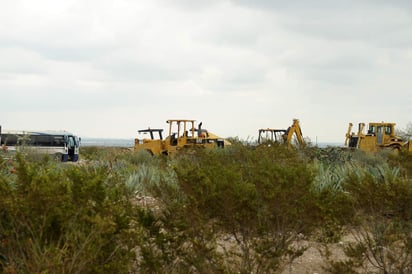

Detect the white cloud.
xmin=1 ymin=0 xmax=411 ymax=142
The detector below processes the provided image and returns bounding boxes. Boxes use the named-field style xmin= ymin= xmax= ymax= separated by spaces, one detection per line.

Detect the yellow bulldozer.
xmin=345 ymin=121 xmax=412 ymax=153
xmin=134 ymin=119 xmax=228 ymax=155
xmin=257 ymin=119 xmax=305 ymax=147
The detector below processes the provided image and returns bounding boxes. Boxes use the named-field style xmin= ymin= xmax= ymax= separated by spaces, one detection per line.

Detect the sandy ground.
xmin=281 ymin=242 xmax=341 ymax=274
xmin=281 ymin=233 xmax=362 ymax=274
xmin=135 ymin=196 xmax=357 ymax=274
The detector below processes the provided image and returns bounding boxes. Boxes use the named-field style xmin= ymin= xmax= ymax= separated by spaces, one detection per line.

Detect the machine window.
xmin=385 ymin=126 xmax=392 ymax=135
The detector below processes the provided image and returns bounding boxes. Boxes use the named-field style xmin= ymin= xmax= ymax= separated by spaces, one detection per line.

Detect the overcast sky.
xmin=1 ymin=0 xmax=411 ymax=143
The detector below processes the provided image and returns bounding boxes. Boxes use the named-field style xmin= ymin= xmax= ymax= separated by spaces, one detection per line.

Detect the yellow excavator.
xmin=345 ymin=121 xmax=412 ymax=153
xmin=257 ymin=119 xmax=305 ymax=147
xmin=134 ymin=119 xmax=228 ymax=155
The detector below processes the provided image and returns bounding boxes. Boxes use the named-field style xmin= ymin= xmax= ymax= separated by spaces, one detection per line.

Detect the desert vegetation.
xmin=0 ymin=143 xmax=411 ymax=273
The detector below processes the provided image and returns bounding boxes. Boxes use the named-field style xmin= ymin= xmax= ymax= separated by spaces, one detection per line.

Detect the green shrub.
xmin=0 ymin=153 xmax=138 ymax=273
xmin=2 ymin=143 xmax=410 ymax=273
xmin=135 ymin=144 xmax=321 ymax=273
xmin=324 ymin=163 xmax=412 ymax=273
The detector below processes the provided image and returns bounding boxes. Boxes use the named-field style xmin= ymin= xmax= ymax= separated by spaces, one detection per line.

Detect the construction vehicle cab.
xmin=257 ymin=119 xmax=305 ymax=147
xmin=345 ymin=122 xmax=408 ymax=152
xmin=258 ymin=129 xmax=286 ymax=144
xmin=134 ymin=128 xmax=164 ymax=155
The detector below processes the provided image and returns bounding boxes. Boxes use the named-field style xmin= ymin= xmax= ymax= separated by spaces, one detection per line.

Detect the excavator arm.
xmin=344 ymin=123 xmax=353 ymax=146
xmin=285 ymin=119 xmax=305 ymax=146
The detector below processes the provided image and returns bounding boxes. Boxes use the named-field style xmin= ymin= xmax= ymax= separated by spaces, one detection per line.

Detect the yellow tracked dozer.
xmin=345 ymin=122 xmax=411 ymax=153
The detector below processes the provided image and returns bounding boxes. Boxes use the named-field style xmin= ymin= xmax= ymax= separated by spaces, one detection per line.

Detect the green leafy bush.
xmin=0 ymin=153 xmax=139 ymax=273
xmin=323 ymin=160 xmax=412 ymax=273
xmin=1 ymin=143 xmax=410 ymax=273
xmin=134 ymin=144 xmax=322 ymax=273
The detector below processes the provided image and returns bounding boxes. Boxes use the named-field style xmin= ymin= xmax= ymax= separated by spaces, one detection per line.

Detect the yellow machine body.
xmin=258 ymin=119 xmax=305 ymax=147
xmin=135 ymin=119 xmax=227 ymax=155
xmin=345 ymin=122 xmax=406 ymax=152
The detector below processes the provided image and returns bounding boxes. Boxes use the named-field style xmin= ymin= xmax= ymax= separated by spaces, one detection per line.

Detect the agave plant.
xmin=366 ymin=164 xmax=401 ymax=183
xmin=313 ymin=161 xmax=354 ymax=193
xmin=125 ymin=164 xmax=162 ymax=195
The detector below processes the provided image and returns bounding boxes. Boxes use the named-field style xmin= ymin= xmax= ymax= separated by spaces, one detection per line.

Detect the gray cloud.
xmin=232 ymin=0 xmax=412 ymax=47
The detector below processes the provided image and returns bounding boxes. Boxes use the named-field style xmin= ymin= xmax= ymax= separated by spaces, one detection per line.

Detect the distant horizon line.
xmin=80 ymin=137 xmax=344 ymax=147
